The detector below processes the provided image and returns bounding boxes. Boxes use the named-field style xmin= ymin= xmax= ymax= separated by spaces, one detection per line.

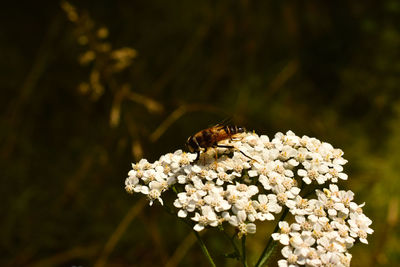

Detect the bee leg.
xmin=195 ymin=151 xmax=200 ymax=161
xmin=213 ymin=144 xmax=234 ymax=159
xmin=201 ymin=148 xmax=208 ymax=165
xmin=231 ymin=134 xmax=244 ymax=142
xmin=215 ymin=144 xmax=256 ymax=161
xmin=209 ymin=147 xmax=218 ymax=168
xmin=213 ymin=147 xmax=218 ymax=161
xmin=215 ymin=144 xmax=235 ymax=149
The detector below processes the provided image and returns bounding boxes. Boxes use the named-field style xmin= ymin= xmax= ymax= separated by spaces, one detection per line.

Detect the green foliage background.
xmin=1 ymin=1 xmax=400 ymax=266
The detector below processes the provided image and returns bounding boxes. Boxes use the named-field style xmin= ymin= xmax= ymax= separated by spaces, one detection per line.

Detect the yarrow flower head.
xmin=125 ymin=130 xmax=372 ymax=266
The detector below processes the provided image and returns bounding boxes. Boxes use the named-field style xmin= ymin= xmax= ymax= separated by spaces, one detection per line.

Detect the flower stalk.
xmin=255 ymin=207 xmax=289 ymax=267
xmin=193 ymin=230 xmax=216 ymax=267
xmin=241 ymin=236 xmax=248 ymax=267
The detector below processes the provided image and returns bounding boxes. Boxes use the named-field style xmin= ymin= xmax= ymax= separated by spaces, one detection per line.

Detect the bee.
xmin=186 ymin=124 xmax=251 ymax=161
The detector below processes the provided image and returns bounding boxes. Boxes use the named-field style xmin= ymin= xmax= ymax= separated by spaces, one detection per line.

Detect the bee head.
xmin=185 ymin=136 xmax=197 ymax=153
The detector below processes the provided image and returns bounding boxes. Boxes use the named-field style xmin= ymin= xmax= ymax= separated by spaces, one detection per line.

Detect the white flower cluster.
xmin=274 ymin=184 xmax=373 ymax=267
xmin=124 ymin=130 xmax=372 ymax=265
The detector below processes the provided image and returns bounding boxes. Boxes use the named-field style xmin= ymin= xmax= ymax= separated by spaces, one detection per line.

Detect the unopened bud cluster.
xmin=125 ymin=131 xmax=372 ymax=265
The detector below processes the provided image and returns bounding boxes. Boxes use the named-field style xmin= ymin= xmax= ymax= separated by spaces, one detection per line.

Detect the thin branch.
xmin=125 ymin=88 xmax=164 ymax=114
xmin=165 ymin=232 xmax=197 ymax=267
xmin=29 ymin=245 xmax=99 ymax=267
xmin=59 ymin=153 xmax=94 ymax=205
xmin=150 ymin=106 xmax=187 ymax=142
xmin=152 ymin=15 xmax=212 ymax=94
xmin=2 ymin=15 xmax=63 ymax=157
xmin=94 ymin=198 xmax=147 ymax=267
xmin=263 ymin=59 xmax=298 ymax=99
xmin=149 ymin=104 xmax=225 ymax=142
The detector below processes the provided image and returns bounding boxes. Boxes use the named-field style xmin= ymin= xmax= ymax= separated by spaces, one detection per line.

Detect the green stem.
xmin=171 ymin=185 xmax=178 ymax=194
xmin=163 ymin=204 xmax=216 ymax=266
xmin=241 ymin=236 xmax=248 ymax=267
xmin=221 ymin=229 xmax=241 ymax=260
xmin=193 ymin=230 xmax=217 ymax=267
xmin=255 ymin=207 xmax=289 ymax=267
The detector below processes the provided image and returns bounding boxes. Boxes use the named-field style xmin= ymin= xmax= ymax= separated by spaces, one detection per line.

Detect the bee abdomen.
xmin=224 ymin=125 xmax=246 ymax=135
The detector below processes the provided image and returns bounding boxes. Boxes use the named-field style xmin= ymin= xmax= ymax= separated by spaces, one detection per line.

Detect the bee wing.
xmin=207 ymin=117 xmax=233 ymax=129
xmin=213 ymin=124 xmax=226 ymax=130
xmin=219 ymin=117 xmax=234 ymax=126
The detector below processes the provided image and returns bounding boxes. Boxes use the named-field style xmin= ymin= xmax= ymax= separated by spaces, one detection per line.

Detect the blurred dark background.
xmin=1 ymin=0 xmax=400 ymax=266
